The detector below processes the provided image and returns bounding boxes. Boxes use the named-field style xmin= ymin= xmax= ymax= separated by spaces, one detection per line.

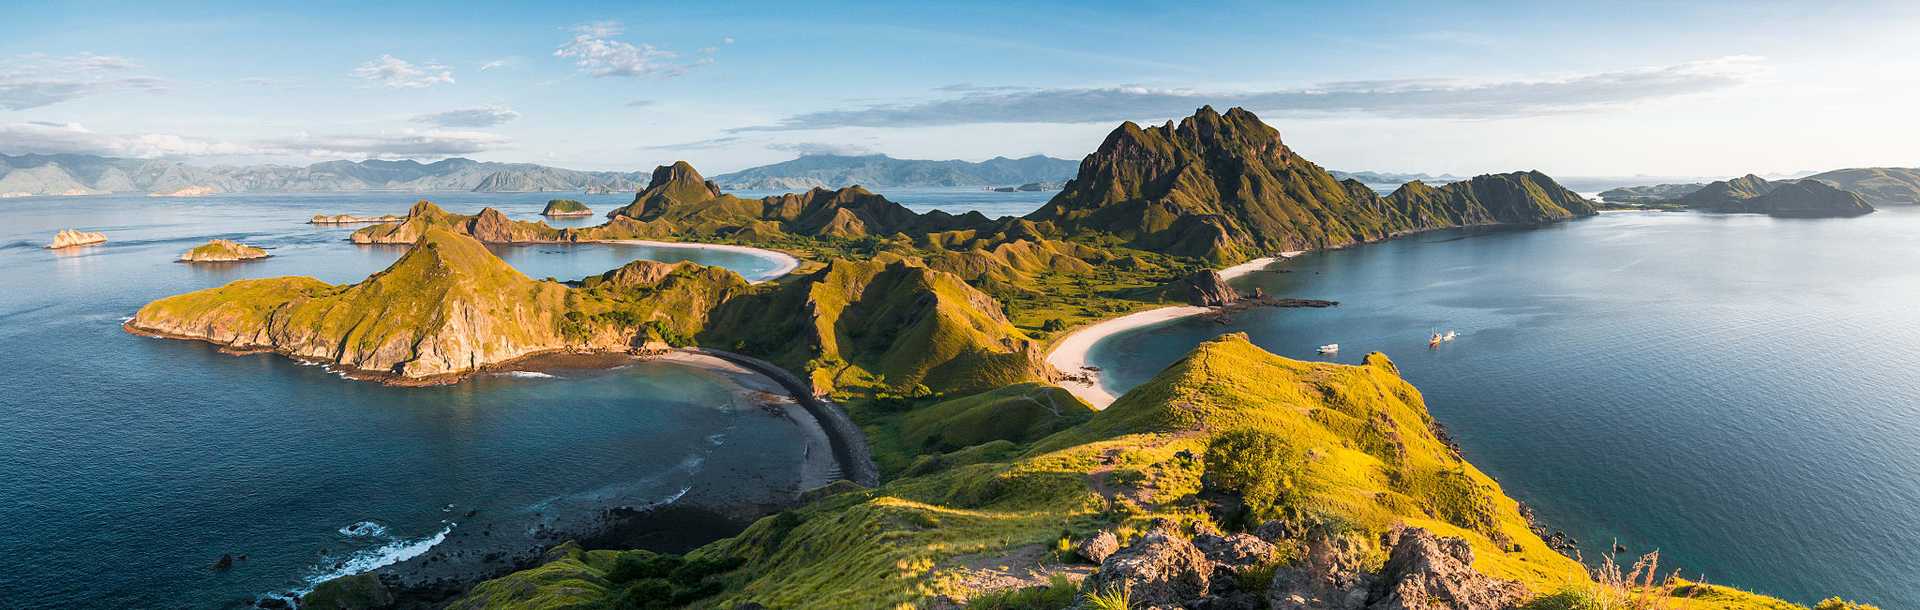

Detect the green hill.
xmin=1679 ymin=175 xmax=1874 ymax=217
xmin=449 ymin=335 xmax=1837 ymax=609
xmin=1026 ymin=106 xmax=1595 ymax=264
xmin=1805 ymin=167 xmax=1920 ymax=206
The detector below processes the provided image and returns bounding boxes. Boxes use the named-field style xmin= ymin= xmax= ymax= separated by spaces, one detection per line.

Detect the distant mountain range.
xmin=708 ymin=153 xmax=1080 ymax=190
xmin=0 ymin=153 xmax=651 ymax=196
xmin=1327 ymin=170 xmax=1463 ymax=185
xmin=1598 ymin=167 xmax=1919 ymax=209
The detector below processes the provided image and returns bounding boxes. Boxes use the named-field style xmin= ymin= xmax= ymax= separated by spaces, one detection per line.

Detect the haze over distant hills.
xmin=0 ymin=153 xmax=651 ymax=196
xmin=707 ymin=153 xmax=1080 ymax=190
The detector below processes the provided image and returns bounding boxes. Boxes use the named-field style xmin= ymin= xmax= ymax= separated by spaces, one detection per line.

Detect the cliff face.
xmin=1028 ymin=107 xmax=1595 ymax=263
xmin=1680 ymin=174 xmax=1875 ymax=217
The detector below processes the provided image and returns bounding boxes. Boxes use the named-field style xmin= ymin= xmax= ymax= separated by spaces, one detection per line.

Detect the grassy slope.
xmin=131 ymin=228 xmax=750 ymax=379
xmin=453 ymin=335 xmax=1821 ymax=610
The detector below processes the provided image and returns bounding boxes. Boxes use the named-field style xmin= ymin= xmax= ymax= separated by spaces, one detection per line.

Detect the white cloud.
xmin=625 ymin=99 xmax=656 ymax=107
xmin=738 ymin=56 xmax=1770 ymax=131
xmin=410 ymin=106 xmax=520 ymax=127
xmin=479 ymin=59 xmax=509 ymax=71
xmin=351 ymin=55 xmax=454 ymax=88
xmin=0 ymin=122 xmax=506 ymax=160
xmin=0 ymin=122 xmax=247 ymax=157
xmin=554 ymin=20 xmax=710 ymax=78
xmin=0 ymin=53 xmax=166 ymax=110
xmin=257 ymin=130 xmax=507 ymax=158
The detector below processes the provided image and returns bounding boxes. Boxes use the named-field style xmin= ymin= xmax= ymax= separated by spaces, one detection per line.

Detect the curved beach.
xmin=607 ymin=239 xmax=800 ymax=283
xmin=1047 ymin=253 xmax=1301 ymax=408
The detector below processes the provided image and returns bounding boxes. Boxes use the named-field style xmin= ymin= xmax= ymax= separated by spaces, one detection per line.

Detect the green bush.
xmin=1203 ymin=428 xmax=1305 ymax=524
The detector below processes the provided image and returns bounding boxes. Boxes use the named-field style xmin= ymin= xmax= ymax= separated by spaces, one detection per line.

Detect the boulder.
xmin=1086 ymin=526 xmax=1212 ymax=607
xmin=1077 ymin=530 xmax=1122 ymax=564
xmin=1194 ymin=532 xmax=1279 ymax=576
xmin=1367 ymin=527 xmax=1526 ymax=610
xmin=301 ymin=573 xmax=395 ymax=609
xmin=1268 ymin=530 xmax=1374 ymax=610
xmin=1180 ymin=270 xmax=1240 ymax=307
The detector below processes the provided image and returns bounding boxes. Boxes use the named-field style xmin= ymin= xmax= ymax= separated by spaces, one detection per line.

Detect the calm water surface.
xmin=0 ymin=189 xmax=1033 ymax=609
xmin=1089 ymin=210 xmax=1920 ymax=607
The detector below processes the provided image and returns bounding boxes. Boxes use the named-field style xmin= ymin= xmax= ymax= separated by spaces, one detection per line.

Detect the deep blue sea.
xmin=0 ymin=188 xmax=1045 ymax=609
xmin=1088 ymin=210 xmax=1920 ymax=607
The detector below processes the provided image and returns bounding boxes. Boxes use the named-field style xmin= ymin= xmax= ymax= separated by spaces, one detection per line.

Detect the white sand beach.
xmin=607 ymin=239 xmax=801 ymax=283
xmin=1046 ymin=252 xmax=1303 ymax=408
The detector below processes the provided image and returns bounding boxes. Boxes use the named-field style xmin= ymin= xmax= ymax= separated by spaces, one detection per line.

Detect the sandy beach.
xmin=607 ymin=239 xmax=801 ymax=283
xmin=1046 ymin=252 xmax=1304 ymax=408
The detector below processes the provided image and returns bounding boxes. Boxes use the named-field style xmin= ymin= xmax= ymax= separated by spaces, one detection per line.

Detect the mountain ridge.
xmin=0 ymin=153 xmax=651 ymax=195
xmin=709 ymin=153 xmax=1080 ymax=191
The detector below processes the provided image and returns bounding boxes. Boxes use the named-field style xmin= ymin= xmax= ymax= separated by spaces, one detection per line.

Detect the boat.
xmin=1317 ymin=344 xmax=1339 ymax=354
xmin=1443 ymin=330 xmax=1458 ymax=341
xmin=1429 ymin=333 xmax=1442 ymax=347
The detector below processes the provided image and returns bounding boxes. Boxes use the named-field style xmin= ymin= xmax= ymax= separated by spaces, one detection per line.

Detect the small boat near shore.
xmin=1317 ymin=344 xmax=1339 ymax=354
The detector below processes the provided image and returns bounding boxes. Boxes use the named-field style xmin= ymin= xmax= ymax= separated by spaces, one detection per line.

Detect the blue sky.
xmin=3 ymin=0 xmax=1917 ymax=177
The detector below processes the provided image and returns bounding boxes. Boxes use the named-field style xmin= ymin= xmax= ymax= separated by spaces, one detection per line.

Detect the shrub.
xmin=1082 ymin=581 xmax=1132 ymax=610
xmin=1041 ymin=318 xmax=1068 ymax=332
xmin=1813 ymin=598 xmax=1882 ymax=610
xmin=1203 ymin=429 xmax=1304 ymax=525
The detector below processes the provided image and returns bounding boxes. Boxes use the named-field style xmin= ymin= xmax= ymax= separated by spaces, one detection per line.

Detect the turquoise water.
xmin=1087 ymin=210 xmax=1920 ymax=607
xmin=0 ymin=192 xmax=826 ymax=608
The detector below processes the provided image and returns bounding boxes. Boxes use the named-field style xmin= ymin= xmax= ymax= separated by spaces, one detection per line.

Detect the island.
xmin=309 ymin=214 xmax=403 ymax=224
xmin=177 ymin=239 xmax=269 ymax=262
xmin=539 ymin=198 xmax=594 ymax=217
xmin=1678 ymin=174 xmax=1874 ymax=217
xmin=46 ymin=229 xmax=106 ymax=249
xmin=130 ymin=107 xmax=1864 ymax=610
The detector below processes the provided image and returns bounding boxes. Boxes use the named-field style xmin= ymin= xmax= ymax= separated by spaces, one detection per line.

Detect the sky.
xmin=2 ymin=0 xmax=1917 ymax=178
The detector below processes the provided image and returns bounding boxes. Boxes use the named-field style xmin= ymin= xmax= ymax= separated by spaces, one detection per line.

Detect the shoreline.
xmin=603 ymin=239 xmax=801 ymax=284
xmin=291 ymin=349 xmax=855 ymax=606
xmin=1046 ymin=252 xmax=1303 ymax=408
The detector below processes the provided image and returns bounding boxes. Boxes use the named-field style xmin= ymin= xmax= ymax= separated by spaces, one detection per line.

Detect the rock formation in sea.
xmin=1679 ymin=174 xmax=1874 ymax=217
xmin=539 ymin=198 xmax=593 ymax=217
xmin=1178 ymin=269 xmax=1240 ymax=306
xmin=178 ymin=239 xmax=269 ymax=262
xmin=1026 ymin=106 xmax=1596 ymax=263
xmin=46 ymin=229 xmax=107 ymax=249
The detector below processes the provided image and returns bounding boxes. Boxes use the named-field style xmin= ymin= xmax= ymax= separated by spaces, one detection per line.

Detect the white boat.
xmin=1442 ymin=330 xmax=1458 ymax=341
xmin=1317 ymin=344 xmax=1339 ymax=354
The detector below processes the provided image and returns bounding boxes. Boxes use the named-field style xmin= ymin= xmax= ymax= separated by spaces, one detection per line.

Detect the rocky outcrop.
xmin=1180 ymin=270 xmax=1240 ymax=307
xmin=539 ymin=198 xmax=593 ymax=217
xmin=1084 ymin=526 xmax=1212 ymax=607
xmin=1076 ymin=530 xmax=1121 ymax=564
xmin=178 ymin=239 xmax=269 ymax=262
xmin=301 ymin=573 xmax=395 ymax=609
xmin=1368 ymin=527 xmax=1527 ymax=610
xmin=1027 ymin=106 xmax=1594 ymax=263
xmin=1265 ymin=527 xmax=1526 ymax=610
xmin=608 ymin=161 xmax=723 ymax=219
xmin=46 ymin=229 xmax=106 ymax=249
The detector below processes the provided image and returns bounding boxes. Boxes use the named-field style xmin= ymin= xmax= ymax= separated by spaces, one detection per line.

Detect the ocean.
xmin=1085 ymin=209 xmax=1920 ymax=607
